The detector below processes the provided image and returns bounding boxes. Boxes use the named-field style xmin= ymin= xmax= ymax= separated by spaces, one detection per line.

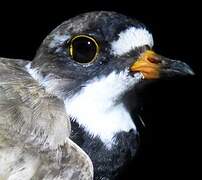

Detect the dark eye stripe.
xmin=68 ymin=35 xmax=99 ymax=64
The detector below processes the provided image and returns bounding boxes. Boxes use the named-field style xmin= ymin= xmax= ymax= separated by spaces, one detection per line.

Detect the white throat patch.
xmin=111 ymin=27 xmax=154 ymax=56
xmin=26 ymin=63 xmax=144 ymax=149
xmin=65 ymin=70 xmax=144 ymax=149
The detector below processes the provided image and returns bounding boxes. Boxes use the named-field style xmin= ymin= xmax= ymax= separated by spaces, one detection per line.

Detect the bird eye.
xmin=68 ymin=35 xmax=99 ymax=64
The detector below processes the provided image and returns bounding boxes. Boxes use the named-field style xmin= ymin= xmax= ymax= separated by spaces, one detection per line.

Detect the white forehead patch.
xmin=111 ymin=27 xmax=154 ymax=56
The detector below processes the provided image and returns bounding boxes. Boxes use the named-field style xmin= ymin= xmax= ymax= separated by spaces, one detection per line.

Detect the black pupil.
xmin=71 ymin=37 xmax=97 ymax=63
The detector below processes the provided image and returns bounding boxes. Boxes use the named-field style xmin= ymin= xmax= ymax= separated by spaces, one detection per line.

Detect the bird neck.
xmin=70 ymin=120 xmax=138 ymax=180
xmin=65 ymin=71 xmax=142 ymax=148
xmin=68 ymin=102 xmax=136 ymax=148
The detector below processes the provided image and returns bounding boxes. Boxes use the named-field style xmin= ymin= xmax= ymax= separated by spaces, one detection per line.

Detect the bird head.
xmin=28 ymin=11 xmax=194 ymax=147
xmin=30 ymin=11 xmax=193 ymax=98
xmin=27 ymin=11 xmax=194 ymax=179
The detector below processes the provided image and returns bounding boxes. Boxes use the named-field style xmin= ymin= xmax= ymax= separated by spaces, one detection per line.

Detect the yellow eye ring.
xmin=68 ymin=34 xmax=99 ymax=64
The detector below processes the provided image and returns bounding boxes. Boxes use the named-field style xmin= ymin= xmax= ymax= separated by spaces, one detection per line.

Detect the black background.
xmin=0 ymin=1 xmax=200 ymax=179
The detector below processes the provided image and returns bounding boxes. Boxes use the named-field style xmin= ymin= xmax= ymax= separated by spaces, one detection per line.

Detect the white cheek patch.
xmin=111 ymin=27 xmax=154 ymax=56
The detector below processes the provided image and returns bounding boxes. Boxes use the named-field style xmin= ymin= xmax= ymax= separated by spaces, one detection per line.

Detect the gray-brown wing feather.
xmin=0 ymin=58 xmax=93 ymax=180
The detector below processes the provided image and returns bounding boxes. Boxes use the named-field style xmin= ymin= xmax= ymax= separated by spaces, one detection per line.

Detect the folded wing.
xmin=0 ymin=58 xmax=93 ymax=179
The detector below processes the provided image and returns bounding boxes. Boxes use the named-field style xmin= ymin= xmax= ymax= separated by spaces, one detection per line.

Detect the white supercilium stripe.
xmin=111 ymin=27 xmax=154 ymax=56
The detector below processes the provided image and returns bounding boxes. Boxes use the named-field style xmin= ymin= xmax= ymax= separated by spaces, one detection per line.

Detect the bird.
xmin=0 ymin=11 xmax=194 ymax=180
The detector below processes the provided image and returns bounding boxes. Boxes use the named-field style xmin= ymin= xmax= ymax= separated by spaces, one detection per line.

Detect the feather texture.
xmin=0 ymin=58 xmax=93 ymax=179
